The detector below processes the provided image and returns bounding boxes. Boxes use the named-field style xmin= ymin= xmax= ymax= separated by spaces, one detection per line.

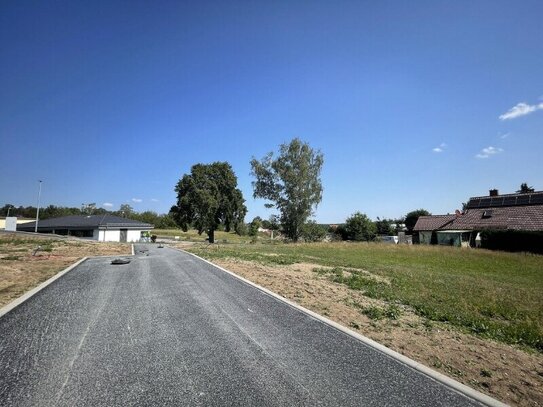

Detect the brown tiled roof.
xmin=441 ymin=205 xmax=543 ymax=232
xmin=413 ymin=215 xmax=456 ymax=231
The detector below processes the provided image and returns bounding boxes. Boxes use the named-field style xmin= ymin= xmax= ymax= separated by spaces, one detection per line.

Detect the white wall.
xmin=97 ymin=229 xmax=121 ymax=242
xmin=95 ymin=229 xmax=147 ymax=242
xmin=127 ymin=230 xmax=142 ymax=242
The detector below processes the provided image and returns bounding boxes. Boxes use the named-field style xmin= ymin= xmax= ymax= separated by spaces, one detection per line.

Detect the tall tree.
xmin=517 ymin=183 xmax=535 ymax=194
xmin=250 ymin=138 xmax=324 ymax=242
xmin=172 ymin=162 xmax=246 ymax=243
xmin=117 ymin=204 xmax=134 ymax=218
xmin=405 ymin=209 xmax=431 ymax=234
xmin=81 ymin=203 xmax=97 ymax=215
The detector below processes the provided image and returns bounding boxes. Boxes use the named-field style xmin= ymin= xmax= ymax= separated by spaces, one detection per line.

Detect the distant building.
xmin=17 ymin=215 xmax=153 ymax=242
xmin=414 ymin=189 xmax=543 ymax=249
xmin=0 ymin=218 xmax=34 ymax=230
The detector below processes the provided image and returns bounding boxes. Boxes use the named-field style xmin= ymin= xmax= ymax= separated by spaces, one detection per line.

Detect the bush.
xmin=481 ymin=230 xmax=543 ymax=254
xmin=331 ymin=224 xmax=348 ymax=240
xmin=344 ymin=212 xmax=376 ymax=241
xmin=300 ymin=221 xmax=327 ymax=242
xmin=248 ymin=217 xmax=261 ymax=237
xmin=235 ymin=222 xmax=248 ymax=236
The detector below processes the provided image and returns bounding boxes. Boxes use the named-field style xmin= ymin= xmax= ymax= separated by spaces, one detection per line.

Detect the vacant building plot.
xmin=0 ymin=233 xmax=131 ymax=307
xmin=185 ymin=242 xmax=543 ymax=406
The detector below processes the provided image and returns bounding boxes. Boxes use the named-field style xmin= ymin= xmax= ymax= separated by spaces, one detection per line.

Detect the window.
xmin=70 ymin=229 xmax=94 ymax=238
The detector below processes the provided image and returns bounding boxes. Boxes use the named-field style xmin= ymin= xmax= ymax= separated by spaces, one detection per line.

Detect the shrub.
xmin=362 ymin=306 xmax=384 ymax=320
xmin=343 ymin=212 xmax=376 ymax=241
xmin=481 ymin=230 xmax=543 ymax=254
xmin=300 ymin=221 xmax=327 ymax=242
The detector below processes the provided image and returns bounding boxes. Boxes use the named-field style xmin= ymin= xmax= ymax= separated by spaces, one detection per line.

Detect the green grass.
xmin=187 ymin=242 xmax=543 ymax=351
xmin=152 ymin=228 xmax=268 ymax=244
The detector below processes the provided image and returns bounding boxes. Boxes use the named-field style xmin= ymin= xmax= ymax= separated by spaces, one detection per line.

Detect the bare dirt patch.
xmin=215 ymin=257 xmax=543 ymax=406
xmin=0 ymin=234 xmax=131 ymax=308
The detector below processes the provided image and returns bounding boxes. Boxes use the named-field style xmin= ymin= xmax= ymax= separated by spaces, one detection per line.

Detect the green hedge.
xmin=481 ymin=230 xmax=543 ymax=254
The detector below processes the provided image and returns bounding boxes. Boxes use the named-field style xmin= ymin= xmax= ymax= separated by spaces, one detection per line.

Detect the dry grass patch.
xmin=0 ymin=234 xmax=130 ymax=307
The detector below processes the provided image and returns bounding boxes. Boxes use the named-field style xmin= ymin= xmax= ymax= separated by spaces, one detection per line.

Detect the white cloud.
xmin=475 ymin=146 xmax=503 ymax=159
xmin=499 ymin=102 xmax=543 ymax=120
xmin=103 ymin=202 xmax=113 ymax=208
xmin=432 ymin=143 xmax=447 ymax=153
xmin=132 ymin=198 xmax=143 ymax=203
xmin=499 ymin=132 xmax=510 ymax=139
xmin=151 ymin=198 xmax=159 ymax=202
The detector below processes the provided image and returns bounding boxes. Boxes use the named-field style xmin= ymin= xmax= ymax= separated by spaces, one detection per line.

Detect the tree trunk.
xmin=208 ymin=228 xmax=215 ymax=244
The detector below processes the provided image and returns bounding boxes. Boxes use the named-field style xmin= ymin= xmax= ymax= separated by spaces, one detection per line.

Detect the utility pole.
xmin=35 ymin=180 xmax=42 ymax=233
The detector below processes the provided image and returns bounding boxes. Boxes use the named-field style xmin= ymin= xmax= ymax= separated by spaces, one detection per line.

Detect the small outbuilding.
xmin=17 ymin=215 xmax=153 ymax=242
xmin=413 ymin=215 xmax=456 ymax=244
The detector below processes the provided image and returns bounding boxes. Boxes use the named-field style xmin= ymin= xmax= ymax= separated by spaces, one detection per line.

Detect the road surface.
xmin=0 ymin=245 xmax=486 ymax=406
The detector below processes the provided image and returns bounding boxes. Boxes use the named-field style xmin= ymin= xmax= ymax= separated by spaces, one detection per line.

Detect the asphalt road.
xmin=0 ymin=245 xmax=485 ymax=406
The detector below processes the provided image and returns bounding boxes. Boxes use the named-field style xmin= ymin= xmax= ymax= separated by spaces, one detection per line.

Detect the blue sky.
xmin=1 ymin=1 xmax=542 ymax=223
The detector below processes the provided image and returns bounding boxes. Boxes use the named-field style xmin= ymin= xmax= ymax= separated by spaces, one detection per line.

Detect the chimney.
xmin=489 ymin=189 xmax=499 ymax=197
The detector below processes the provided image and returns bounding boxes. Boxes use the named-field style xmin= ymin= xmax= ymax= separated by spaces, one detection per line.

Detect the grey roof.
xmin=17 ymin=215 xmax=153 ymax=231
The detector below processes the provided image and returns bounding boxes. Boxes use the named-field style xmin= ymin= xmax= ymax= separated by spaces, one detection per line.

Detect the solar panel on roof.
xmin=517 ymin=195 xmax=530 ymax=205
xmin=502 ymin=196 xmax=517 ymax=206
xmin=466 ymin=192 xmax=543 ymax=209
xmin=490 ymin=197 xmax=502 ymax=206
xmin=479 ymin=198 xmax=492 ymax=207
xmin=530 ymin=194 xmax=543 ymax=204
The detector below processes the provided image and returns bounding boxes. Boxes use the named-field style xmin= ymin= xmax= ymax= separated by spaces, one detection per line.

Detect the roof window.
xmin=482 ymin=210 xmax=493 ymax=219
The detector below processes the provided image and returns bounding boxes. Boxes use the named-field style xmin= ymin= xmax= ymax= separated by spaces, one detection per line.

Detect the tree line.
xmin=0 ymin=203 xmax=177 ymax=229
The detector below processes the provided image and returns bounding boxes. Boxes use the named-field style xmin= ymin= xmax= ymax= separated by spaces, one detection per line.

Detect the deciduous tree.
xmin=404 ymin=209 xmax=431 ymax=234
xmin=172 ymin=162 xmax=246 ymax=243
xmin=517 ymin=183 xmax=535 ymax=194
xmin=375 ymin=217 xmax=394 ymax=235
xmin=250 ymin=138 xmax=324 ymax=242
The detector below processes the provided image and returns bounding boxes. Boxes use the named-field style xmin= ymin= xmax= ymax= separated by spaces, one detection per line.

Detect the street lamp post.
xmin=35 ymin=180 xmax=42 ymax=233
xmin=7 ymin=205 xmax=13 ymax=217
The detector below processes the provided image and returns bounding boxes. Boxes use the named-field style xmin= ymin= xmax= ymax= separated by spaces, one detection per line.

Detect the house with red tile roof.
xmin=413 ymin=189 xmax=543 ymax=249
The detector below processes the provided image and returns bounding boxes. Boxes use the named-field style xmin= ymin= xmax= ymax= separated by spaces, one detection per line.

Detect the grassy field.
xmin=187 ymin=242 xmax=543 ymax=352
xmin=153 ymin=228 xmax=268 ymax=244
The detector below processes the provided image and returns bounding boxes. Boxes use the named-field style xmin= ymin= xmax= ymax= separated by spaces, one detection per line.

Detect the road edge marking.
xmin=181 ymin=249 xmax=507 ymax=407
xmin=0 ymin=257 xmax=88 ymax=319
